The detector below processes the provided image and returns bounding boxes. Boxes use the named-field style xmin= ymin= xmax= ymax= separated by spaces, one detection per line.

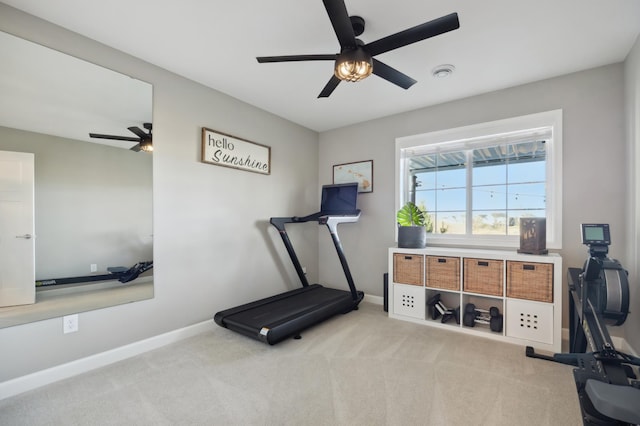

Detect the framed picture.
xmin=333 ymin=160 xmax=373 ymax=193
xmin=201 ymin=127 xmax=271 ymax=175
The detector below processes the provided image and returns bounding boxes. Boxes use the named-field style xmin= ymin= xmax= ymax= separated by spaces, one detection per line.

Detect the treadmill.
xmin=214 ymin=182 xmax=365 ymax=345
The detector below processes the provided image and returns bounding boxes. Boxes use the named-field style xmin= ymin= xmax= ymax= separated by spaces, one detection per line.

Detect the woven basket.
xmin=507 ymin=261 xmax=553 ymax=302
xmin=463 ymin=258 xmax=504 ymax=296
xmin=393 ymin=253 xmax=424 ymax=286
xmin=426 ymin=256 xmax=460 ymax=290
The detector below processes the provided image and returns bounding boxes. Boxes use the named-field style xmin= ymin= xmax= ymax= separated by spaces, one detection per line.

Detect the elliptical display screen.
xmin=320 ymin=183 xmax=358 ymax=215
xmin=581 ymin=223 xmax=611 ymax=245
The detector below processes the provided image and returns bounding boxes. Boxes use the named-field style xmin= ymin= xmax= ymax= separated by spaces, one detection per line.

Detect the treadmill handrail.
xmin=322 ymin=212 xmax=361 ymax=301
xmin=269 ymin=210 xmax=362 ymax=301
xmin=270 ymin=217 xmax=310 ymax=287
xmin=271 ymin=210 xmax=361 ymax=228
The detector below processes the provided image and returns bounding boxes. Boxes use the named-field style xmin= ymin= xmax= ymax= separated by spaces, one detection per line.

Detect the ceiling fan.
xmin=89 ymin=123 xmax=153 ymax=152
xmin=257 ymin=0 xmax=460 ymax=98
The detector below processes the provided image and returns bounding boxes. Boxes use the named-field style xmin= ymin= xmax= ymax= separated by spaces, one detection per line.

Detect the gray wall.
xmin=1 ymin=3 xmax=638 ymax=384
xmin=0 ymin=126 xmax=153 ymax=279
xmin=0 ymin=4 xmax=319 ymax=382
xmin=626 ymin=34 xmax=640 ymax=352
xmin=318 ymin=63 xmax=631 ymax=345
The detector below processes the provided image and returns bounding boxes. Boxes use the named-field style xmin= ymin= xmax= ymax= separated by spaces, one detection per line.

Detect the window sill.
xmin=403 ymin=234 xmax=560 ymax=250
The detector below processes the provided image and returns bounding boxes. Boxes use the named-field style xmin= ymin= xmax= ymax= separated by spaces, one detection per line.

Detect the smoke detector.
xmin=432 ymin=64 xmax=455 ymax=78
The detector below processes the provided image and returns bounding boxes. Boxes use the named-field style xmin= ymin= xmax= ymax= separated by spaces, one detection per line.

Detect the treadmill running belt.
xmin=215 ymin=284 xmax=358 ymax=345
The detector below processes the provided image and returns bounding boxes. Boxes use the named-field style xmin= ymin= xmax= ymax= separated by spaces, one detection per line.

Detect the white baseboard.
xmin=363 ymin=294 xmax=384 ymax=305
xmin=4 ymin=310 xmax=635 ymax=402
xmin=0 ymin=320 xmax=214 ymax=401
xmin=561 ymin=327 xmax=637 ymax=355
xmin=1 ymin=298 xmax=386 ymax=401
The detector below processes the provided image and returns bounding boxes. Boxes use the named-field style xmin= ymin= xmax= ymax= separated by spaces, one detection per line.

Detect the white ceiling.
xmin=3 ymin=0 xmax=640 ymax=132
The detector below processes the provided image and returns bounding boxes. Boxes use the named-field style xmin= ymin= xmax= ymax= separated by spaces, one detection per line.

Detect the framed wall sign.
xmin=333 ymin=160 xmax=373 ymax=193
xmin=201 ymin=128 xmax=271 ymax=175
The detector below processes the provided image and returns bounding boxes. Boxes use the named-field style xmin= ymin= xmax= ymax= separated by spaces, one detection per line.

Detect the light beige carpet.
xmin=0 ymin=302 xmax=582 ymax=425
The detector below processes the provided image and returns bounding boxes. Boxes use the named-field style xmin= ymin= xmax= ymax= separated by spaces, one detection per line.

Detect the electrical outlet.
xmin=302 ymin=266 xmax=307 ymax=274
xmin=90 ymin=264 xmax=97 ymax=273
xmin=63 ymin=314 xmax=79 ymax=334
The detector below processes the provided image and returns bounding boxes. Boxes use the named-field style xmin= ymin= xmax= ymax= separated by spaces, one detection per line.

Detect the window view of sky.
xmin=411 ymin=142 xmax=546 ymax=235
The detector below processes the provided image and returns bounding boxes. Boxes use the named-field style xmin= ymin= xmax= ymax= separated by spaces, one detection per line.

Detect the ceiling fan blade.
xmin=128 ymin=126 xmax=148 ymax=139
xmin=130 ymin=144 xmax=142 ymax=152
xmin=366 ymin=12 xmax=460 ymax=57
xmin=89 ymin=133 xmax=140 ymax=142
xmin=372 ymin=59 xmax=417 ymax=89
xmin=257 ymin=54 xmax=337 ymax=63
xmin=318 ymin=75 xmax=341 ymax=98
xmin=323 ymin=0 xmax=357 ymax=48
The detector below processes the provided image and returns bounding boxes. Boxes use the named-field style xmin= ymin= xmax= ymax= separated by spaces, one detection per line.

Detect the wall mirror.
xmin=0 ymin=30 xmax=153 ymax=328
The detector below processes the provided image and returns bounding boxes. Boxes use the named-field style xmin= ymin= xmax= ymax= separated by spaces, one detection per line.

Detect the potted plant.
xmin=397 ymin=202 xmax=432 ymax=248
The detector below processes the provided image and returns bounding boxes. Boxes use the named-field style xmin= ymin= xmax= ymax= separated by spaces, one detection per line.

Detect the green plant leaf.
xmin=397 ymin=202 xmax=425 ymax=227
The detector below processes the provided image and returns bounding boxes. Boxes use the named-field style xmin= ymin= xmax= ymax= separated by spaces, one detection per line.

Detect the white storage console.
xmin=388 ymin=247 xmax=562 ymax=352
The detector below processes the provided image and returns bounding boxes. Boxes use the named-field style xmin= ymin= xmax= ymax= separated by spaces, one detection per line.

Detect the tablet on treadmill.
xmin=320 ymin=182 xmax=359 ymax=216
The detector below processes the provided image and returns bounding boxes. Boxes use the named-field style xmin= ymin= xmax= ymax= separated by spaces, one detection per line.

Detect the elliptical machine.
xmin=526 ymin=224 xmax=640 ymax=425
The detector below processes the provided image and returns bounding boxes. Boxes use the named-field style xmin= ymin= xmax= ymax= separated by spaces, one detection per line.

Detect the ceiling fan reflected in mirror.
xmin=89 ymin=122 xmax=153 ymax=152
xmin=256 ymin=0 xmax=460 ymax=98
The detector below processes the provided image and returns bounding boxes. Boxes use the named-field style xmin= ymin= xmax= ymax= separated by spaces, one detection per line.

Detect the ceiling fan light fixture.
xmin=140 ymin=140 xmax=153 ymax=152
xmin=334 ymin=48 xmax=373 ymax=82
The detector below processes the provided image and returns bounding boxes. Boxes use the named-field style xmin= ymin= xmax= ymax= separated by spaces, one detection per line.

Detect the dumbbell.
xmin=426 ymin=294 xmax=460 ymax=324
xmin=462 ymin=303 xmax=503 ymax=332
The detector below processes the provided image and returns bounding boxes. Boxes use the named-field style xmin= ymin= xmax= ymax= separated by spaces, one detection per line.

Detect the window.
xmin=396 ymin=110 xmax=562 ymax=248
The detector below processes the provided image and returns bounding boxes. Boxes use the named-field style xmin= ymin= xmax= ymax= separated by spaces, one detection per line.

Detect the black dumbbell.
xmin=463 ymin=303 xmax=476 ymax=327
xmin=428 ymin=294 xmax=458 ymax=324
xmin=463 ymin=303 xmax=503 ymax=332
xmin=426 ymin=294 xmax=442 ymax=320
xmin=489 ymin=307 xmax=503 ymax=332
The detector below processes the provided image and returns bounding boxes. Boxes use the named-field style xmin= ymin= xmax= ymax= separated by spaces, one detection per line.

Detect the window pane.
xmin=472 ymin=211 xmax=507 ymax=235
xmin=437 ymin=168 xmax=466 ymax=189
xmin=434 ymin=212 xmax=465 ymax=235
xmin=415 ymin=190 xmax=436 ymax=212
xmin=510 ymin=140 xmax=546 ymax=158
xmin=473 ymin=164 xmax=506 ymax=186
xmin=508 ymin=161 xmax=545 ymax=183
xmin=507 ymin=183 xmax=546 ymax=209
xmin=415 ymin=171 xmax=435 ymax=190
xmin=437 ymin=188 xmax=466 ymax=211
xmin=438 ymin=152 xmax=466 ymax=168
xmin=473 ymin=145 xmax=507 ymax=165
xmin=473 ymin=185 xmax=506 ymax=210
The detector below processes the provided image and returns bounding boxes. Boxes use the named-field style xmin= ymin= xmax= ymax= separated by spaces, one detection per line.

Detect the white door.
xmin=0 ymin=150 xmax=35 ymax=307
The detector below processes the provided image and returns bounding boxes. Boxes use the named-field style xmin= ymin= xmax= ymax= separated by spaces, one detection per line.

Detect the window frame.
xmin=395 ymin=110 xmax=563 ymax=249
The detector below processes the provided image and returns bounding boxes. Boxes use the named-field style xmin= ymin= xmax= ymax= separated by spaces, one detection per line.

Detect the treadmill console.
xmin=320 ymin=182 xmax=359 ymax=216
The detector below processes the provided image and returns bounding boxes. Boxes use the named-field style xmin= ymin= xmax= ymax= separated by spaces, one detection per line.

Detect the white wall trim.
xmin=364 ymin=294 xmax=384 ymax=305
xmin=0 ymin=320 xmax=214 ymax=401
xmin=561 ymin=327 xmax=637 ymax=356
xmin=3 ymin=313 xmax=635 ymax=402
xmin=1 ymin=299 xmax=385 ymax=401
